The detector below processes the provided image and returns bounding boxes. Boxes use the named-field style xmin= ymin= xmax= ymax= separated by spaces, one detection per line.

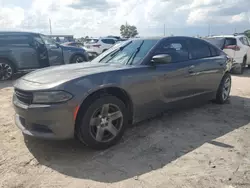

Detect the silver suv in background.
xmin=205 ymin=34 xmax=250 ymax=74
xmin=0 ymin=32 xmax=89 ymax=80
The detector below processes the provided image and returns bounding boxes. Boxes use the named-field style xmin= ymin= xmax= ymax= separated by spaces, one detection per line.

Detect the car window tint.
xmin=209 ymin=46 xmax=218 ymax=56
xmin=204 ymin=38 xmax=225 ymax=49
xmin=131 ymin=39 xmax=159 ymax=64
xmin=0 ymin=35 xmax=30 ymax=46
xmin=225 ymin=38 xmax=236 ymax=46
xmin=243 ymin=37 xmax=249 ymax=46
xmin=102 ymin=39 xmax=115 ymax=44
xmin=154 ymin=39 xmax=189 ymax=63
xmin=189 ymin=39 xmax=211 ymax=59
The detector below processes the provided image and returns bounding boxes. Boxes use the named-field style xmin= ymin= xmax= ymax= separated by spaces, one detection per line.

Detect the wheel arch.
xmin=75 ymin=86 xmax=134 ymax=130
xmin=0 ymin=56 xmax=17 ymax=73
xmin=69 ymin=53 xmax=87 ymax=63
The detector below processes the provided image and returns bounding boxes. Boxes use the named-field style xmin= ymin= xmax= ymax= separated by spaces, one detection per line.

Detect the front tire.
xmin=71 ymin=55 xmax=86 ymax=63
xmin=0 ymin=60 xmax=14 ymax=81
xmin=76 ymin=96 xmax=128 ymax=150
xmin=215 ymin=73 xmax=231 ymax=104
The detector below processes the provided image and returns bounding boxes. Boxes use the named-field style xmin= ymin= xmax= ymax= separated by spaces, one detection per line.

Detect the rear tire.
xmin=76 ymin=96 xmax=128 ymax=150
xmin=235 ymin=57 xmax=246 ymax=74
xmin=0 ymin=59 xmax=14 ymax=81
xmin=215 ymin=73 xmax=231 ymax=104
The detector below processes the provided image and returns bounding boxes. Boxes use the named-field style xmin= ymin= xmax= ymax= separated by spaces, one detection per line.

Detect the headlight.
xmin=33 ymin=91 xmax=73 ymax=104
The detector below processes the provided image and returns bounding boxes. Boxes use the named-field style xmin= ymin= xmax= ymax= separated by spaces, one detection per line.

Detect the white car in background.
xmin=84 ymin=37 xmax=117 ymax=55
xmin=205 ymin=34 xmax=250 ymax=74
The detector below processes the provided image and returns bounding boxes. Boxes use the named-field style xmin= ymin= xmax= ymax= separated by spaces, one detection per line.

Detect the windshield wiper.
xmin=99 ymin=41 xmax=132 ymax=62
xmin=110 ymin=41 xmax=132 ymax=57
xmin=127 ymin=40 xmax=144 ymax=65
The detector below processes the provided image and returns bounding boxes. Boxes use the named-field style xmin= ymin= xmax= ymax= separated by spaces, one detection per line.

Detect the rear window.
xmin=101 ymin=39 xmax=116 ymax=44
xmin=225 ymin=38 xmax=236 ymax=46
xmin=205 ymin=38 xmax=225 ymax=49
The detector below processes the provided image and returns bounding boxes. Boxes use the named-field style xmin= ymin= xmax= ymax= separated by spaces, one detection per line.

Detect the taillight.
xmin=224 ymin=45 xmax=240 ymax=51
xmin=92 ymin=44 xmax=101 ymax=48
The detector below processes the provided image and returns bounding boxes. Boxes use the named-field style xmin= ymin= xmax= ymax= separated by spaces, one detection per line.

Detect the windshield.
xmin=40 ymin=35 xmax=57 ymax=46
xmin=92 ymin=39 xmax=158 ymax=65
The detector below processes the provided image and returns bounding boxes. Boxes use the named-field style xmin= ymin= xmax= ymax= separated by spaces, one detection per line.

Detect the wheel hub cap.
xmin=0 ymin=63 xmax=13 ymax=80
xmin=89 ymin=104 xmax=123 ymax=142
xmin=222 ymin=77 xmax=231 ymax=100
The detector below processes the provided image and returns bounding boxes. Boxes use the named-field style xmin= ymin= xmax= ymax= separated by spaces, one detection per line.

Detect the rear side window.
xmin=101 ymin=39 xmax=116 ymax=44
xmin=0 ymin=35 xmax=30 ymax=46
xmin=240 ymin=37 xmax=250 ymax=46
xmin=225 ymin=38 xmax=236 ymax=46
xmin=209 ymin=46 xmax=218 ymax=56
xmin=188 ymin=39 xmax=211 ymax=59
xmin=204 ymin=38 xmax=225 ymax=50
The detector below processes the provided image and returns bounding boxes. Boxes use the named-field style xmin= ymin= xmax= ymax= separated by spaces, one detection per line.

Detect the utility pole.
xmin=208 ymin=23 xmax=211 ymax=37
xmin=164 ymin=24 xmax=166 ymax=36
xmin=49 ymin=19 xmax=52 ymax=35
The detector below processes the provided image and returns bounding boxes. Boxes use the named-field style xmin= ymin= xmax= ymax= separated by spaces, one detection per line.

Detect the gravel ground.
xmin=0 ymin=71 xmax=250 ymax=188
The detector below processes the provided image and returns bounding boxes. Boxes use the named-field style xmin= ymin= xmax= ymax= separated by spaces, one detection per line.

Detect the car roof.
xmin=209 ymin=35 xmax=245 ymax=39
xmin=0 ymin=31 xmax=40 ymax=35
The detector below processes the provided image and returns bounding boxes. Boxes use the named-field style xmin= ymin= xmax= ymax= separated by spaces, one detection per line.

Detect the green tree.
xmin=120 ymin=23 xmax=139 ymax=38
xmin=244 ymin=30 xmax=250 ymax=38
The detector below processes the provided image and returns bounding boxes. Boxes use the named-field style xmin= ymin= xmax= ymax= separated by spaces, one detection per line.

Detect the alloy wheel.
xmin=222 ymin=77 xmax=231 ymax=101
xmin=75 ymin=56 xmax=84 ymax=63
xmin=89 ymin=103 xmax=123 ymax=142
xmin=0 ymin=63 xmax=13 ymax=81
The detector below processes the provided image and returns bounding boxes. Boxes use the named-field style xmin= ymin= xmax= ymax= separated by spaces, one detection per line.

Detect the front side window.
xmin=189 ymin=39 xmax=211 ymax=59
xmin=40 ymin=35 xmax=56 ymax=46
xmin=154 ymin=39 xmax=189 ymax=63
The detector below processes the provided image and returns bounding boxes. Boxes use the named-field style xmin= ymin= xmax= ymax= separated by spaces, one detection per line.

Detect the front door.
xmin=151 ymin=38 xmax=198 ymax=105
xmin=40 ymin=35 xmax=64 ymax=66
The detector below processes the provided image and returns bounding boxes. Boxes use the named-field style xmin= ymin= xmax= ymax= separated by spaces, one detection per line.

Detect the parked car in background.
xmin=0 ymin=32 xmax=89 ymax=80
xmin=13 ymin=36 xmax=232 ymax=149
xmin=84 ymin=37 xmax=117 ymax=55
xmin=205 ymin=34 xmax=250 ymax=74
xmin=61 ymin=42 xmax=84 ymax=48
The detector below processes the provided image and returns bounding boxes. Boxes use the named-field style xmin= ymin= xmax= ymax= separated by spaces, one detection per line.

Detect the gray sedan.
xmin=13 ymin=36 xmax=232 ymax=149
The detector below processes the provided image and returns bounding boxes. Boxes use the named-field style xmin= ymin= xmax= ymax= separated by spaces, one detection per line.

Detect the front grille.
xmin=15 ymin=89 xmax=33 ymax=104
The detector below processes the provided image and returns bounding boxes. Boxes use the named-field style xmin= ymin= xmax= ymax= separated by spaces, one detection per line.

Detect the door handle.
xmin=188 ymin=65 xmax=195 ymax=73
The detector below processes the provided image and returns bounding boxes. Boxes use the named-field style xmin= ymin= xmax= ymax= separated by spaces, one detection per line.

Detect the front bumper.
xmin=13 ymin=94 xmax=76 ymax=140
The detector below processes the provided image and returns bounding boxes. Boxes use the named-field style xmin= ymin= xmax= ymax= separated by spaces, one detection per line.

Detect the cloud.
xmin=68 ymin=0 xmax=111 ymax=11
xmin=0 ymin=0 xmax=249 ymax=37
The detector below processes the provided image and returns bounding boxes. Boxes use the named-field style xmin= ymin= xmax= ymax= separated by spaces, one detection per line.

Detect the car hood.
xmin=60 ymin=45 xmax=85 ymax=52
xmin=20 ymin=63 xmax=126 ymax=85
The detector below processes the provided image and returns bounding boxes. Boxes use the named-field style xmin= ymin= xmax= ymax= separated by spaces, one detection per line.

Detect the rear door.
xmin=0 ymin=34 xmax=40 ymax=69
xmin=187 ymin=38 xmax=225 ymax=94
xmin=224 ymin=37 xmax=240 ymax=60
xmin=40 ymin=35 xmax=64 ymax=66
xmin=240 ymin=37 xmax=250 ymax=64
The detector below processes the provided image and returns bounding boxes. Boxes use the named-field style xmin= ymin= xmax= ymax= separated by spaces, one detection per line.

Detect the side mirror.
xmin=151 ymin=54 xmax=172 ymax=64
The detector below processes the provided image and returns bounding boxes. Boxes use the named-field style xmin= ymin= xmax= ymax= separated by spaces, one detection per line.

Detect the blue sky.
xmin=0 ymin=0 xmax=250 ymax=38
